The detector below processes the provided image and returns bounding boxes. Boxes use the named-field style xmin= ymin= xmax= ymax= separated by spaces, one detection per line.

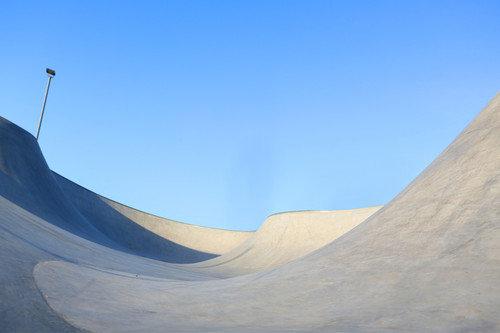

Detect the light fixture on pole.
xmin=36 ymin=68 xmax=56 ymax=140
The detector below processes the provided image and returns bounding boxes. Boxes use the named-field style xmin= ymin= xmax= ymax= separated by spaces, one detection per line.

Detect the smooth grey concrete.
xmin=53 ymin=173 xmax=254 ymax=261
xmin=185 ymin=207 xmax=382 ymax=277
xmin=1 ymin=90 xmax=500 ymax=332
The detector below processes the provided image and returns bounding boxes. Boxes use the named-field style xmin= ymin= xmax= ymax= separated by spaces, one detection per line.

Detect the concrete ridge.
xmin=266 ymin=205 xmax=384 ymax=217
xmin=52 ymin=171 xmax=254 ymax=256
xmin=51 ymin=170 xmax=253 ymax=233
xmin=186 ymin=205 xmax=383 ymax=277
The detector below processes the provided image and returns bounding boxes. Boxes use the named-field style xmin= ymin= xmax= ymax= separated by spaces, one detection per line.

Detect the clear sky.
xmin=1 ymin=1 xmax=499 ymax=231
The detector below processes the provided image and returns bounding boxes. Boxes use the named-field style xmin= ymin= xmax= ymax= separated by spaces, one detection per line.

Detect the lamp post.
xmin=36 ymin=68 xmax=56 ymax=140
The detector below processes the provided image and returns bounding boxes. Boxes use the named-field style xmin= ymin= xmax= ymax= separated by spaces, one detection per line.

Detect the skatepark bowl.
xmin=1 ymin=91 xmax=500 ymax=332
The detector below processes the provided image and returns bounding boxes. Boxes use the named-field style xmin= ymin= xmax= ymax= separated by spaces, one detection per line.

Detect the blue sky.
xmin=1 ymin=1 xmax=499 ymax=231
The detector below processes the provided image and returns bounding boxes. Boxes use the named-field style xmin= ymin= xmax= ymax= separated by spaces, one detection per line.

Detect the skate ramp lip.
xmin=53 ymin=171 xmax=254 ymax=259
xmin=185 ymin=206 xmax=383 ymax=277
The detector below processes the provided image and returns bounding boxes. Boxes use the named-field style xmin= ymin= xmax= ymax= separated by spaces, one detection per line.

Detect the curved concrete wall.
xmin=3 ymin=90 xmax=500 ymax=332
xmin=54 ymin=173 xmax=253 ymax=256
xmin=188 ymin=206 xmax=382 ymax=276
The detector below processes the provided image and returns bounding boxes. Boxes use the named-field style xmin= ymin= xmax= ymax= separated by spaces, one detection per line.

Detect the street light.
xmin=36 ymin=68 xmax=56 ymax=140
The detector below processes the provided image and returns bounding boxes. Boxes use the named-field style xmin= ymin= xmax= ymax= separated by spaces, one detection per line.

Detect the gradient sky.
xmin=1 ymin=1 xmax=499 ymax=231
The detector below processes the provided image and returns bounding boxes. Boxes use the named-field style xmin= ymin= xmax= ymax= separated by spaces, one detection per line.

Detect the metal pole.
xmin=36 ymin=74 xmax=53 ymax=140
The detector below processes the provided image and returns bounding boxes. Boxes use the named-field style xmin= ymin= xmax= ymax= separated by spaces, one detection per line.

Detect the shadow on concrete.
xmin=0 ymin=117 xmax=217 ymax=264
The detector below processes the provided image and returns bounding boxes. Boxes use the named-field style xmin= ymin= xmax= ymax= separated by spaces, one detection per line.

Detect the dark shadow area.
xmin=53 ymin=172 xmax=218 ymax=264
xmin=0 ymin=117 xmax=218 ymax=264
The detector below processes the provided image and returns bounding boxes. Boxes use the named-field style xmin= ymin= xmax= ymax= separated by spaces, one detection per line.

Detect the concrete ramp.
xmin=53 ymin=172 xmax=253 ymax=260
xmin=2 ymin=91 xmax=500 ymax=332
xmin=0 ymin=117 xmax=251 ymax=264
xmin=186 ymin=207 xmax=382 ymax=277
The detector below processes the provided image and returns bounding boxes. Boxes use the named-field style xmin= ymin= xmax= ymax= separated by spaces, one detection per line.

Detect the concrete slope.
xmin=0 ymin=190 xmax=218 ymax=333
xmin=186 ymin=207 xmax=382 ymax=277
xmin=32 ymin=90 xmax=500 ymax=332
xmin=0 ymin=115 xmax=373 ymax=331
xmin=2 ymin=90 xmax=500 ymax=332
xmin=0 ymin=118 xmax=107 ymax=242
xmin=0 ymin=116 xmax=254 ymax=331
xmin=0 ymin=116 xmax=249 ymax=264
xmin=53 ymin=172 xmax=253 ymax=257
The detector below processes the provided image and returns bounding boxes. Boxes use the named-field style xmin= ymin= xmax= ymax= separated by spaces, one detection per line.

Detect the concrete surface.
xmin=1 ymin=90 xmax=500 ymax=332
xmin=185 ymin=207 xmax=382 ymax=277
xmin=53 ymin=172 xmax=254 ymax=261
